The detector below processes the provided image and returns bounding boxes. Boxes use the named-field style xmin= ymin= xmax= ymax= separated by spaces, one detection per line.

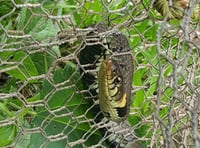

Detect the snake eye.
xmin=112 ymin=47 xmax=121 ymax=52
xmin=114 ymin=77 xmax=121 ymax=85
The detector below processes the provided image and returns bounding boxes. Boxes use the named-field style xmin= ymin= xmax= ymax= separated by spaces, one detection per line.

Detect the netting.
xmin=0 ymin=0 xmax=200 ymax=147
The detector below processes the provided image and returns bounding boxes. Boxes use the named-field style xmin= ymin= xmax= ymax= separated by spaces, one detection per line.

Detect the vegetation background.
xmin=0 ymin=0 xmax=199 ymax=147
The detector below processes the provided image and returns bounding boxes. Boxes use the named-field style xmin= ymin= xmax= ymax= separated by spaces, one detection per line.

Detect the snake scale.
xmin=78 ymin=23 xmax=141 ymax=147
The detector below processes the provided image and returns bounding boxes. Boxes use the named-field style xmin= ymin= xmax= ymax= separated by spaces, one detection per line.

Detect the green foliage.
xmin=0 ymin=0 xmax=154 ymax=147
xmin=0 ymin=125 xmax=16 ymax=146
xmin=0 ymin=102 xmax=16 ymax=146
xmin=4 ymin=51 xmax=38 ymax=80
xmin=0 ymin=0 xmax=198 ymax=147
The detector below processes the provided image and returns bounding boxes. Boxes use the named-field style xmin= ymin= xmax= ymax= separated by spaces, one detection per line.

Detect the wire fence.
xmin=0 ymin=0 xmax=200 ymax=147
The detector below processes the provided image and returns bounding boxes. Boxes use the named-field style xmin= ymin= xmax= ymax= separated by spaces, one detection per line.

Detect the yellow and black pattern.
xmin=96 ymin=32 xmax=133 ymax=123
xmin=78 ymin=24 xmax=136 ymax=147
xmin=98 ymin=59 xmax=128 ymax=122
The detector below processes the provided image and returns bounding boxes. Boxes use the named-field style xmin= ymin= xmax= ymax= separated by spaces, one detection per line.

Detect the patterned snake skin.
xmin=78 ymin=23 xmax=141 ymax=147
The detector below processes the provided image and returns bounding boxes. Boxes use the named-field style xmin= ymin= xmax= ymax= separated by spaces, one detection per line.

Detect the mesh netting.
xmin=0 ymin=0 xmax=200 ymax=147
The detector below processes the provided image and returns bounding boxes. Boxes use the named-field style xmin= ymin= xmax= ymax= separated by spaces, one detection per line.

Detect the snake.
xmin=97 ymin=32 xmax=133 ymax=122
xmin=98 ymin=58 xmax=128 ymax=122
xmin=78 ymin=23 xmax=139 ymax=147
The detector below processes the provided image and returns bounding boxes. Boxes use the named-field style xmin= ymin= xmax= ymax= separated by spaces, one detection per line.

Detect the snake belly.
xmin=97 ymin=32 xmax=133 ymax=122
xmin=98 ymin=58 xmax=128 ymax=122
xmin=78 ymin=26 xmax=135 ymax=147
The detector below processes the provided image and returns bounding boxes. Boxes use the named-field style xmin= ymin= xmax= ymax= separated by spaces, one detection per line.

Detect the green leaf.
xmin=0 ymin=51 xmax=14 ymax=61
xmin=0 ymin=103 xmax=16 ymax=146
xmin=17 ymin=8 xmax=31 ymax=31
xmin=40 ymin=79 xmax=54 ymax=99
xmin=0 ymin=102 xmax=13 ymax=117
xmin=30 ymin=19 xmax=59 ymax=41
xmin=144 ymin=24 xmax=158 ymax=41
xmin=30 ymin=52 xmax=55 ymax=74
xmin=108 ymin=0 xmax=126 ymax=9
xmin=17 ymin=4 xmax=59 ymax=41
xmin=5 ymin=51 xmax=38 ymax=80
xmin=133 ymin=69 xmax=145 ymax=107
xmin=27 ymin=93 xmax=41 ymax=103
xmin=15 ymin=134 xmax=31 ymax=148
xmin=0 ymin=125 xmax=16 ymax=146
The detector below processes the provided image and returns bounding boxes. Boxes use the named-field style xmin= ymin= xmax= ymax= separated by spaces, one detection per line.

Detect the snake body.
xmin=79 ymin=24 xmax=138 ymax=147
xmin=97 ymin=32 xmax=133 ymax=122
xmin=98 ymin=59 xmax=127 ymax=122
